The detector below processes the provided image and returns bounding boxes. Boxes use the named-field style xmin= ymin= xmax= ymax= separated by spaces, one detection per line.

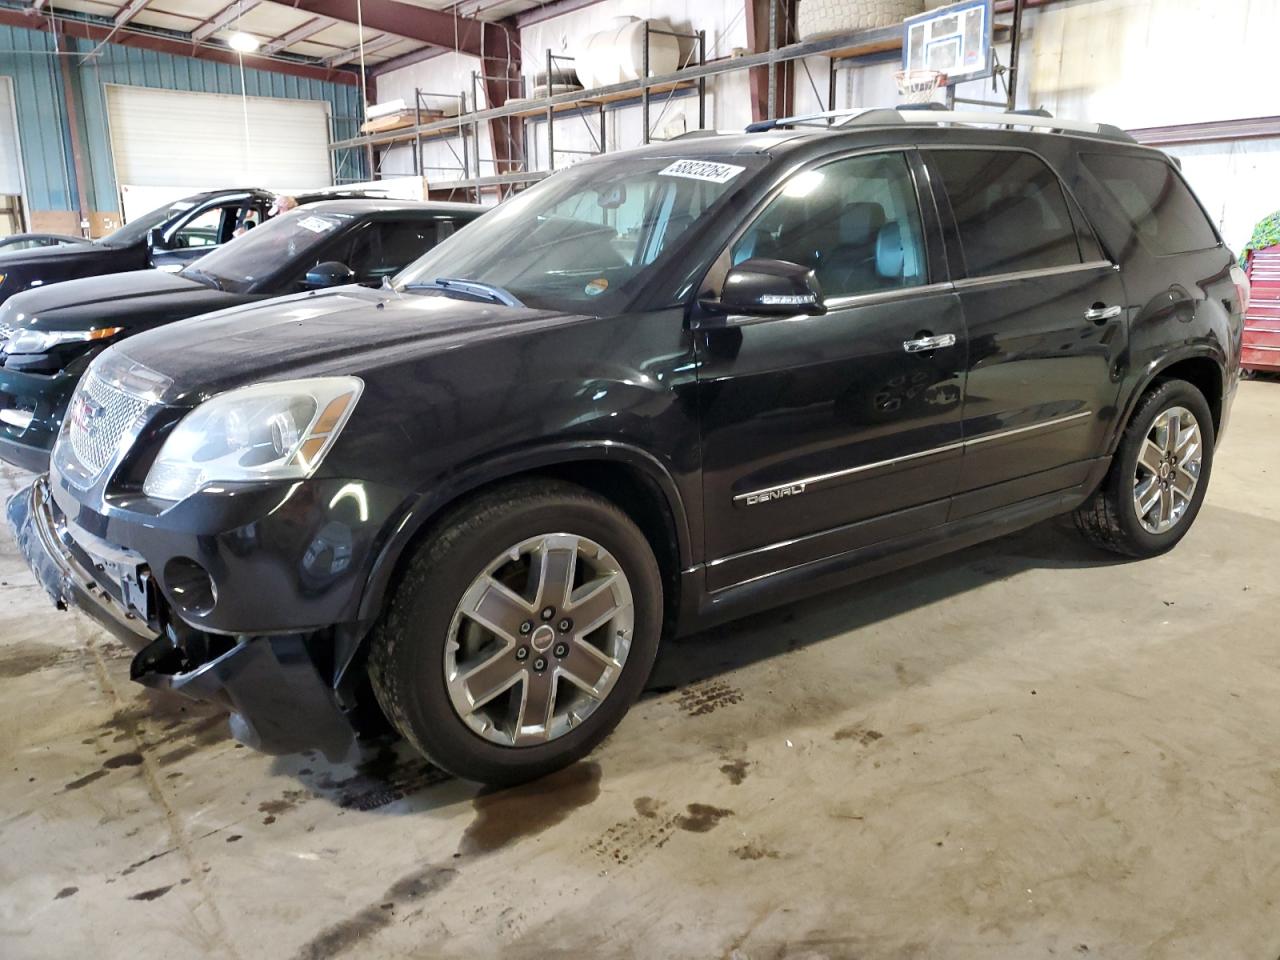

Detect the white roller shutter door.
xmin=106 ymin=84 xmax=331 ymax=193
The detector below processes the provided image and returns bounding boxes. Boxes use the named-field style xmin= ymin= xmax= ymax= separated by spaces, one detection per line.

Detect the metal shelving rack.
xmin=331 ymin=14 xmax=1003 ymax=198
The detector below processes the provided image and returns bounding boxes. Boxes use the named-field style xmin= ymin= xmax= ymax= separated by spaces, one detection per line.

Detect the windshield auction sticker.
xmin=297 ymin=215 xmax=338 ymax=234
xmin=658 ymin=160 xmax=746 ymax=184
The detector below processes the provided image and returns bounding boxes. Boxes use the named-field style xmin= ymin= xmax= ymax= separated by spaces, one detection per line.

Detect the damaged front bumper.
xmin=7 ymin=477 xmax=360 ymax=761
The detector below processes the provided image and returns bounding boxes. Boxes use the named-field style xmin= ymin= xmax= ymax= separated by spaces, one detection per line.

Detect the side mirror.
xmin=148 ymin=227 xmax=167 ymax=251
xmin=304 ymin=261 xmax=356 ymax=289
xmin=697 ymin=258 xmax=825 ymax=326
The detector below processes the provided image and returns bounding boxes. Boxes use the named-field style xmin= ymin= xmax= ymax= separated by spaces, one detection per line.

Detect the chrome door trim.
xmin=731 ymin=410 xmax=1094 ymax=506
xmin=823 ymin=280 xmax=955 ymax=311
xmin=732 ymin=440 xmax=964 ymax=505
xmin=963 ymin=410 xmax=1094 ymax=447
xmin=950 ymin=260 xmax=1116 ymax=291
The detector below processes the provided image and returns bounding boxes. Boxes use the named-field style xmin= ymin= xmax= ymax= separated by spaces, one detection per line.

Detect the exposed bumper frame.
xmin=7 ymin=477 xmax=360 ymax=761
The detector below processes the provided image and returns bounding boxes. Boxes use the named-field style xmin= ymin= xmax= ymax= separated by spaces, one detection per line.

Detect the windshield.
xmin=395 ymin=155 xmax=763 ymax=313
xmin=100 ymin=200 xmax=197 ymax=248
xmin=180 ymin=208 xmax=352 ymax=293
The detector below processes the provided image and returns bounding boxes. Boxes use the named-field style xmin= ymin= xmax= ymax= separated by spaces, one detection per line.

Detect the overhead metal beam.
xmin=368 ymin=44 xmax=447 ymax=77
xmin=324 ymin=32 xmax=398 ymax=67
xmin=0 ymin=7 xmax=359 ymax=85
xmin=514 ymin=0 xmax=600 ymax=28
xmin=191 ymin=0 xmax=262 ymax=43
xmin=113 ymin=0 xmax=153 ymax=27
xmin=1128 ymin=115 xmax=1280 ymax=146
xmin=291 ymin=0 xmax=510 ymax=59
xmin=260 ymin=16 xmax=329 ymax=56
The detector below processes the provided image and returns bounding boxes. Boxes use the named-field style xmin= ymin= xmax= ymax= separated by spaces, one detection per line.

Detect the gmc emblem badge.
xmin=71 ymin=396 xmax=104 ymax=437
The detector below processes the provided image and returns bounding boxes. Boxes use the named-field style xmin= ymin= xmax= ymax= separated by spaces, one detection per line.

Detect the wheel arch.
xmin=353 ymin=442 xmax=693 ymax=634
xmin=1111 ymin=348 xmax=1227 ymax=454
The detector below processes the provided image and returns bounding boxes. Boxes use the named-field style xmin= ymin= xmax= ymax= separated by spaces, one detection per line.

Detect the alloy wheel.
xmin=443 ymin=533 xmax=634 ymax=747
xmin=1132 ymin=405 xmax=1203 ymax=535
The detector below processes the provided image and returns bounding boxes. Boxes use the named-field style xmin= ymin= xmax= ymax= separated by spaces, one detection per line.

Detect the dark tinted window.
xmin=1080 ymin=153 xmax=1217 ymax=254
xmin=348 ymin=220 xmax=445 ymax=280
xmin=731 ymin=152 xmax=927 ymax=297
xmin=931 ymin=150 xmax=1081 ymax=276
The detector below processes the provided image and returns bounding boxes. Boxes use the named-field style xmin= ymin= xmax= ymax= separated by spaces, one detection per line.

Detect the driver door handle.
xmin=903 ymin=333 xmax=956 ymax=353
xmin=1084 ymin=304 xmax=1123 ymax=323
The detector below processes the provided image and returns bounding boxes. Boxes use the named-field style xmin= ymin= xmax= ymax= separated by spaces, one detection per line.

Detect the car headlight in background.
xmin=142 ymin=377 xmax=364 ymax=502
xmin=2 ymin=326 xmax=123 ymax=355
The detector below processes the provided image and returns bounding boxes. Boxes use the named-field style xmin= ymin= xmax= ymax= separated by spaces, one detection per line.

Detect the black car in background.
xmin=0 ymin=186 xmax=388 ymax=308
xmin=0 ymin=199 xmax=481 ymax=471
xmin=0 ymin=234 xmax=91 ymax=253
xmin=9 ymin=110 xmax=1245 ymax=786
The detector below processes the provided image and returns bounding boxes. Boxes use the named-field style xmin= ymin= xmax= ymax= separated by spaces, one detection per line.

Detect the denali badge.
xmin=739 ymin=482 xmax=807 ymax=506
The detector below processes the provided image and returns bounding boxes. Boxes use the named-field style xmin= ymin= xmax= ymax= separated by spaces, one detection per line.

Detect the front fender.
xmin=351 ymin=438 xmax=695 ymax=628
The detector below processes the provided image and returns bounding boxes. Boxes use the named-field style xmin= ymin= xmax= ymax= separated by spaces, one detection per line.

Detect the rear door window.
xmin=929 ymin=149 xmax=1082 ymax=277
xmin=1079 ymin=153 xmax=1218 ymax=255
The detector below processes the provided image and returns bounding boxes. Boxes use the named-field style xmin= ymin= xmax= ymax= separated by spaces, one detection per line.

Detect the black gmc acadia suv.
xmin=8 ymin=109 xmax=1246 ymax=786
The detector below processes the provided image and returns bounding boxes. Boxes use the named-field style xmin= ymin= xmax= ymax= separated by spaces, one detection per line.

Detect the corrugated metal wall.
xmin=0 ymin=24 xmax=365 ymax=216
xmin=0 ymin=25 xmax=77 ymax=213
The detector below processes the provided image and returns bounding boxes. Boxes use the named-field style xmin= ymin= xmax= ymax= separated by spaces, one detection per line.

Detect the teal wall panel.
xmin=0 ymin=24 xmax=364 ymax=217
xmin=0 ymin=25 xmax=77 ymax=213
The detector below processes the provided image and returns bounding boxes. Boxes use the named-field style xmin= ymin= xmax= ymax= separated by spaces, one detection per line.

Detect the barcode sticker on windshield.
xmin=297 ymin=215 xmax=337 ymax=233
xmin=658 ymin=160 xmax=745 ymax=184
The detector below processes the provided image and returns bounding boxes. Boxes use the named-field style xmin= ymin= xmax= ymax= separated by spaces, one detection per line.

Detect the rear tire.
xmin=1073 ymin=379 xmax=1215 ymax=557
xmin=367 ymin=479 xmax=663 ymax=786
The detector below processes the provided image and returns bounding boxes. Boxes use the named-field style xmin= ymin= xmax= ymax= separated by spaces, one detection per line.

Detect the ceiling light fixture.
xmin=228 ymin=31 xmax=260 ymax=53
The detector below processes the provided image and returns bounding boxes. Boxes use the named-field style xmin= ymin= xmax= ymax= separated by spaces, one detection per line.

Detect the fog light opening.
xmin=163 ymin=557 xmax=217 ymax=618
xmin=0 ymin=407 xmax=34 ymax=431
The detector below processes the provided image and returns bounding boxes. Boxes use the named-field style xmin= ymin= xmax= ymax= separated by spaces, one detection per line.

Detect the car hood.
xmin=0 ymin=241 xmax=141 ymax=307
xmin=0 ymin=270 xmax=232 ymax=334
xmin=0 ymin=240 xmax=118 ymax=267
xmin=114 ymin=285 xmax=587 ymax=402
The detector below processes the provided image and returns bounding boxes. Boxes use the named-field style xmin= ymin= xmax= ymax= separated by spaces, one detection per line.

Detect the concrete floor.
xmin=2 ymin=382 xmax=1279 ymax=960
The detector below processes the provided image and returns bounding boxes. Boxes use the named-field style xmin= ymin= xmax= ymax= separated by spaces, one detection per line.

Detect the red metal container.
xmin=1243 ymin=245 xmax=1280 ymax=373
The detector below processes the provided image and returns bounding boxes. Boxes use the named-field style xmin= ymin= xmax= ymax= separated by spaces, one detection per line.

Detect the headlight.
xmin=2 ymin=326 xmax=122 ymax=355
xmin=142 ymin=377 xmax=363 ymax=502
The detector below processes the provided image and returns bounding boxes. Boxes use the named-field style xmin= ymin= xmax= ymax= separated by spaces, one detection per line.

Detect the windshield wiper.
xmin=402 ymin=277 xmax=524 ymax=308
xmin=182 ymin=267 xmax=224 ymax=291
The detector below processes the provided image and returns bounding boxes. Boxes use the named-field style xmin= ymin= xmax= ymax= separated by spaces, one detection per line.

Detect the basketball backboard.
xmin=902 ymin=0 xmax=994 ymax=84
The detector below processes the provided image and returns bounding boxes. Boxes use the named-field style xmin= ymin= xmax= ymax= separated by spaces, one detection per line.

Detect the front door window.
xmin=731 ymin=151 xmax=929 ymax=298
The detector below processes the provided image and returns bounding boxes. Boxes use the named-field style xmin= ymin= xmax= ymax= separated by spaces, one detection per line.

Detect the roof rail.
xmin=746 ymin=106 xmax=1136 ymax=144
xmin=745 ymin=107 xmax=902 ymax=133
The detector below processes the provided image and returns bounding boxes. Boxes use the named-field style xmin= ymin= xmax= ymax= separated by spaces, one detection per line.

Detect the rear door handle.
xmin=903 ymin=333 xmax=957 ymax=353
xmin=1084 ymin=304 xmax=1123 ymax=323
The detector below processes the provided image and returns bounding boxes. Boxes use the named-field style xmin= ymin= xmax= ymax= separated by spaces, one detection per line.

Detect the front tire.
xmin=367 ymin=480 xmax=663 ymax=786
xmin=1074 ymin=379 xmax=1215 ymax=557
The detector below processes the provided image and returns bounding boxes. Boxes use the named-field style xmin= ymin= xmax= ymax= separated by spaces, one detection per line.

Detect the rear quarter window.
xmin=1079 ymin=153 xmax=1218 ymax=255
